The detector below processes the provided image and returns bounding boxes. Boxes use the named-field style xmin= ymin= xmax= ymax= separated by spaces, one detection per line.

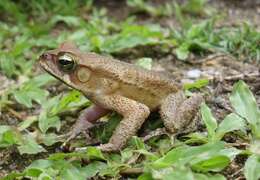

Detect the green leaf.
xmin=48 ymin=152 xmax=87 ymax=160
xmin=249 ymin=140 xmax=260 ymax=155
xmin=194 ymin=173 xmax=226 ymax=180
xmin=138 ymin=172 xmax=153 ymax=180
xmin=216 ymin=113 xmax=246 ymax=140
xmin=217 ymin=148 xmax=241 ymax=161
xmin=0 ymin=54 xmax=16 ymax=77
xmin=37 ymin=173 xmax=53 ymax=180
xmin=13 ymin=90 xmax=32 ymax=108
xmin=175 ymin=43 xmax=189 ymax=60
xmin=152 ymin=142 xmax=226 ymax=169
xmin=0 ymin=126 xmax=22 ymax=147
xmin=25 ymin=159 xmax=55 ymax=178
xmin=24 ymin=158 xmax=105 ymax=180
xmin=152 ymin=166 xmax=194 ymax=180
xmin=2 ymin=172 xmax=25 ymax=180
xmin=92 ymin=114 xmax=121 ymax=143
xmin=135 ymin=149 xmax=159 ymax=161
xmin=39 ymin=112 xmax=61 ymax=133
xmin=2 ymin=130 xmax=20 ymax=146
xmin=18 ymin=135 xmax=46 ymax=154
xmin=189 ymin=147 xmax=240 ymax=172
xmin=191 ymin=155 xmax=230 ymax=172
xmin=26 ymin=168 xmax=46 ymax=178
xmin=244 ymin=154 xmax=260 ymax=180
xmin=151 ymin=145 xmax=187 ymax=168
xmin=81 ymin=161 xmax=107 ymax=179
xmin=50 ymin=15 xmax=82 ymax=27
xmin=185 ymin=132 xmax=208 ymax=144
xmin=120 ymin=148 xmax=134 ymax=163
xmin=31 ymin=74 xmax=55 ymax=87
xmin=86 ymin=147 xmax=106 ymax=160
xmin=200 ymin=103 xmax=218 ymax=140
xmin=50 ymin=90 xmax=87 ymax=115
xmin=131 ymin=136 xmax=146 ymax=149
xmin=101 ymin=25 xmax=163 ymax=53
xmin=182 ymin=0 xmax=207 ymax=15
xmin=230 ymin=80 xmax=260 ymax=138
xmin=26 ymin=87 xmax=49 ymax=105
xmin=187 ymin=24 xmax=204 ymax=39
xmin=0 ymin=126 xmax=13 ymax=136
xmin=0 ymin=0 xmax=27 ymax=22
xmin=135 ymin=57 xmax=153 ymax=70
xmin=60 ymin=165 xmax=86 ymax=180
xmin=13 ymin=82 xmax=49 ymax=108
xmin=18 ymin=116 xmax=37 ymax=131
xmin=184 ymin=79 xmax=209 ymax=90
xmin=40 ymin=133 xmax=59 ymax=146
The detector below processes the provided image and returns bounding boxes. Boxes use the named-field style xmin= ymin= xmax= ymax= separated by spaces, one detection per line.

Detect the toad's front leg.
xmin=78 ymin=95 xmax=150 ymax=152
xmin=62 ymin=105 xmax=110 ymax=146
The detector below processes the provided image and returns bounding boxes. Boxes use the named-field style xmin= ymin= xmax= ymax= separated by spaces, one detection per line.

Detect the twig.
xmin=120 ymin=167 xmax=143 ymax=175
xmin=222 ymin=72 xmax=259 ymax=81
xmin=6 ymin=107 xmax=24 ymax=120
xmin=211 ymin=71 xmax=259 ymax=83
xmin=227 ymin=142 xmax=250 ymax=148
xmin=231 ymin=168 xmax=243 ymax=179
xmin=142 ymin=128 xmax=168 ymax=142
xmin=188 ymin=53 xmax=236 ymax=65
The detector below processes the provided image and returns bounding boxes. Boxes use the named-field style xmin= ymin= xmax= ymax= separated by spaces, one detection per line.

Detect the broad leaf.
xmin=194 ymin=173 xmax=226 ymax=180
xmin=152 ymin=142 xmax=226 ymax=169
xmin=230 ymin=81 xmax=260 ymax=138
xmin=81 ymin=161 xmax=107 ymax=179
xmin=216 ymin=113 xmax=246 ymax=140
xmin=191 ymin=155 xmax=230 ymax=172
xmin=244 ymin=154 xmax=260 ymax=180
xmin=200 ymin=103 xmax=217 ymax=140
xmin=152 ymin=166 xmax=194 ymax=180
xmin=39 ymin=112 xmax=61 ymax=133
xmin=184 ymin=79 xmax=209 ymax=90
xmin=86 ymin=147 xmax=106 ymax=160
xmin=18 ymin=135 xmax=46 ymax=154
xmin=0 ymin=126 xmax=22 ymax=147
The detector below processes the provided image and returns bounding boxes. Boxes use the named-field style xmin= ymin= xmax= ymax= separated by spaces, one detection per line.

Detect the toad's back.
xmin=81 ymin=53 xmax=180 ymax=109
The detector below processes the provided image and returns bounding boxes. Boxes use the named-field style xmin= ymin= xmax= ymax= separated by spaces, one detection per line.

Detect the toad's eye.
xmin=58 ymin=54 xmax=76 ymax=73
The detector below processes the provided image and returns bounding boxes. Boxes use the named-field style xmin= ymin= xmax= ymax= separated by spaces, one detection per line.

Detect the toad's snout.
xmin=39 ymin=53 xmax=53 ymax=61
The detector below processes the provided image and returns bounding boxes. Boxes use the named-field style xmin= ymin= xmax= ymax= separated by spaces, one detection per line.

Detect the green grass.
xmin=0 ymin=0 xmax=260 ymax=179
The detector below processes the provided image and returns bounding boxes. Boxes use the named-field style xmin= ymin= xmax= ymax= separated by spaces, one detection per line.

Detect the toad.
xmin=39 ymin=42 xmax=203 ymax=152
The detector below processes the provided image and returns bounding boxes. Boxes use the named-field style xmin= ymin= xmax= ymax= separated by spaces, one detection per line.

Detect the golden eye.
xmin=58 ymin=53 xmax=76 ymax=73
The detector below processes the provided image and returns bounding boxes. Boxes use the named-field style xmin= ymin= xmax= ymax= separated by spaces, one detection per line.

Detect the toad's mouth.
xmin=39 ymin=58 xmax=60 ymax=79
xmin=38 ymin=57 xmax=76 ymax=90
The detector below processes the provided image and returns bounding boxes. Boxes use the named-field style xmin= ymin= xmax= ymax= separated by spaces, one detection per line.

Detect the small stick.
xmin=6 ymin=107 xmax=24 ymax=120
xmin=120 ymin=167 xmax=143 ymax=175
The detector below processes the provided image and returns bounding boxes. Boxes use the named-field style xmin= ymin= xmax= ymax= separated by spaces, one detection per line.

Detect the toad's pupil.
xmin=59 ymin=59 xmax=73 ymax=65
xmin=58 ymin=55 xmax=75 ymax=72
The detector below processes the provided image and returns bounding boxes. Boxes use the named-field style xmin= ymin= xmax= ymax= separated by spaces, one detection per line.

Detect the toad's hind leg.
xmin=160 ymin=91 xmax=203 ymax=134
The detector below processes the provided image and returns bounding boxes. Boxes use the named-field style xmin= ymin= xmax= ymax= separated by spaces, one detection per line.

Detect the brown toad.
xmin=39 ymin=42 xmax=203 ymax=152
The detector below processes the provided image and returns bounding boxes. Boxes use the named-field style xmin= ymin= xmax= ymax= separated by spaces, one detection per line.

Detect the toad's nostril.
xmin=40 ymin=53 xmax=52 ymax=60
